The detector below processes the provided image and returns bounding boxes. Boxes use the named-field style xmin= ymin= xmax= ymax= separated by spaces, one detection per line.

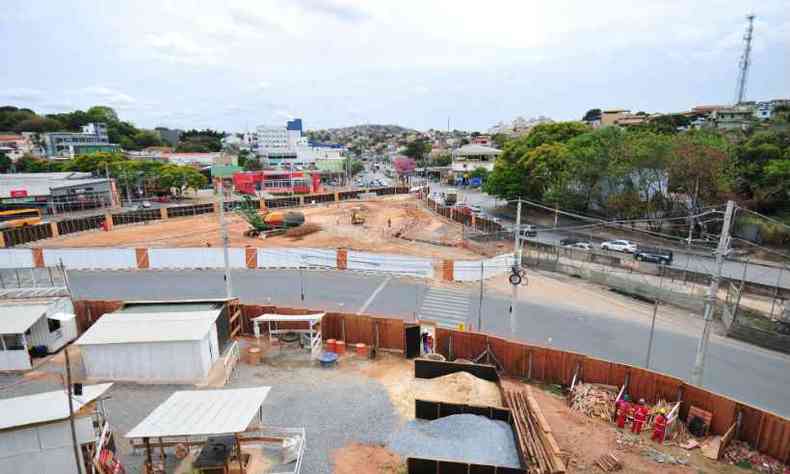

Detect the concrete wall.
xmin=257 ymin=248 xmax=337 ymax=269
xmin=43 ymin=248 xmax=137 ymax=270
xmin=346 ymin=251 xmax=434 ymax=278
xmin=148 ymin=248 xmax=246 ymax=269
xmin=0 ymin=249 xmax=34 ymax=268
xmin=453 ymin=253 xmax=515 ymax=282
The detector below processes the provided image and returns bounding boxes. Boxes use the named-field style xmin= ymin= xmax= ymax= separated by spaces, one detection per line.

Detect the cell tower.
xmin=734 ymin=14 xmax=755 ymax=105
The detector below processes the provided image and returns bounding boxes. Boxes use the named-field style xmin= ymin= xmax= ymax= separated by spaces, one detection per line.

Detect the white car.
xmin=565 ymin=242 xmax=592 ymax=250
xmin=601 ymin=240 xmax=637 ymax=253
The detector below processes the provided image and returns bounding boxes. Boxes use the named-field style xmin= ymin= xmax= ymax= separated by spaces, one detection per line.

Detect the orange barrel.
xmin=355 ymin=343 xmax=368 ymax=357
xmin=335 ymin=340 xmax=346 ymax=354
xmin=326 ymin=339 xmax=337 ymax=353
xmin=247 ymin=347 xmax=261 ymax=365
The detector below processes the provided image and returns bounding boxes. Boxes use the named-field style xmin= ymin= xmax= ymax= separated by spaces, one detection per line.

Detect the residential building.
xmin=255 ymin=118 xmax=345 ymax=168
xmin=489 ymin=116 xmax=553 ymax=136
xmin=600 ymin=110 xmax=631 ymax=127
xmin=751 ymin=99 xmax=790 ymax=120
xmin=710 ymin=107 xmax=753 ymax=130
xmin=155 ymin=127 xmax=183 ymax=147
xmin=471 ymin=135 xmax=492 ymax=146
xmin=42 ymin=122 xmax=119 ymax=159
xmin=0 ymin=383 xmax=114 ymax=474
xmin=0 ymin=172 xmax=116 ymax=214
xmin=0 ymin=134 xmax=28 ymax=160
xmin=451 ymin=144 xmax=501 ymax=174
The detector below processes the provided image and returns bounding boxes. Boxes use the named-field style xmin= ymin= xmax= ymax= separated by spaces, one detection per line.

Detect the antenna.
xmin=734 ymin=14 xmax=755 ymax=105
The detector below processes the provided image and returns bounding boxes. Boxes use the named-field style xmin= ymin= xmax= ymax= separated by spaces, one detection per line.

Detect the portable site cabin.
xmin=0 ymin=383 xmax=113 ymax=474
xmin=76 ymin=301 xmax=232 ymax=383
xmin=0 ymin=298 xmax=78 ymax=371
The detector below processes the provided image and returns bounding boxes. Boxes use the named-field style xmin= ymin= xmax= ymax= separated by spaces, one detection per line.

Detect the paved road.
xmin=68 ymin=269 xmax=790 ymax=418
xmin=429 ymin=183 xmax=790 ymax=290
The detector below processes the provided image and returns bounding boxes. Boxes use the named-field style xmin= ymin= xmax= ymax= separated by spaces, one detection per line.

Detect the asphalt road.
xmin=429 ymin=183 xmax=790 ymax=290
xmin=68 ymin=269 xmax=790 ymax=418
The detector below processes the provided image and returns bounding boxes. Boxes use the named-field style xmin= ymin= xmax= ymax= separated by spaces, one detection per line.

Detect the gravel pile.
xmin=388 ymin=414 xmax=521 ymax=468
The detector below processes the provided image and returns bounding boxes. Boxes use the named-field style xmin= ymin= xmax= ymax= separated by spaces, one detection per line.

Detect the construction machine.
xmin=237 ymin=195 xmax=305 ymax=238
xmin=351 ymin=207 xmax=366 ymax=225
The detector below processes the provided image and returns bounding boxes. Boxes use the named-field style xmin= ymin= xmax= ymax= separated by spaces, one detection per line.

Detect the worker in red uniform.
xmin=615 ymin=395 xmax=630 ymax=429
xmin=632 ymin=398 xmax=649 ymax=435
xmin=652 ymin=408 xmax=668 ymax=443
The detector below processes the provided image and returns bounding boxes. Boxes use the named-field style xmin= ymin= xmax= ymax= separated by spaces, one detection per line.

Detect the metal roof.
xmin=125 ymin=387 xmax=271 ymax=438
xmin=76 ymin=310 xmax=220 ymax=345
xmin=0 ymin=304 xmax=50 ymax=334
xmin=452 ymin=144 xmax=502 ymax=157
xmin=0 ymin=383 xmax=112 ymax=431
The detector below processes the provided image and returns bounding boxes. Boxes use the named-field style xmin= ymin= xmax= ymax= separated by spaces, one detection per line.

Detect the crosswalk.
xmin=418 ymin=287 xmax=471 ymax=329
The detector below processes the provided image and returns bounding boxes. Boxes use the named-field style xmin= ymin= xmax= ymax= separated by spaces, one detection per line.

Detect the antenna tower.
xmin=734 ymin=14 xmax=755 ymax=105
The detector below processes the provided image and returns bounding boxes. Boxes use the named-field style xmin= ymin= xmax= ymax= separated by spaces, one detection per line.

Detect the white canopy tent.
xmin=252 ymin=313 xmax=324 ymax=359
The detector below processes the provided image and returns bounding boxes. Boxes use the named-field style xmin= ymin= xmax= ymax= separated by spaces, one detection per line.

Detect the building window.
xmin=48 ymin=318 xmax=61 ymax=333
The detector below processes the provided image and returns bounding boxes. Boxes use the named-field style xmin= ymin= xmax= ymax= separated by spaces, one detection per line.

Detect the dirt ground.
xmin=525 ymin=380 xmax=747 ymax=474
xmin=331 ymin=443 xmax=404 ymax=474
xmin=41 ymin=196 xmax=478 ymax=259
xmin=357 ymin=354 xmax=502 ymax=420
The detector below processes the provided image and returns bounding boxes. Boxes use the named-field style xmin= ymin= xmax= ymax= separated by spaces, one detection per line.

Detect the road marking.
xmin=357 ymin=276 xmax=391 ymax=314
xmin=419 ymin=286 xmax=471 ymax=328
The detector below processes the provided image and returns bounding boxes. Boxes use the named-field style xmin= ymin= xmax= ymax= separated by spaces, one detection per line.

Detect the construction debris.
xmin=641 ymin=447 xmax=688 ymax=466
xmin=722 ymin=440 xmax=789 ymax=473
xmin=569 ymin=383 xmax=617 ymax=421
xmin=594 ymin=452 xmax=622 ymax=472
xmin=504 ymin=384 xmax=565 ymax=474
xmin=615 ymin=431 xmax=643 ymax=451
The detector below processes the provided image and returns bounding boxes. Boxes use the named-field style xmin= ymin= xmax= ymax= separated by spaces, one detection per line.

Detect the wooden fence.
xmin=71 ymin=300 xmax=790 ymax=464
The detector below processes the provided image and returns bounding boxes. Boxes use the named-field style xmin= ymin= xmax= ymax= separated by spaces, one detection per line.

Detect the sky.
xmin=1 ymin=0 xmax=788 ymax=132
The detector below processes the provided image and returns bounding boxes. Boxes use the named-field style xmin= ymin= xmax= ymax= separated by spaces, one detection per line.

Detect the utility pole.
xmin=645 ymin=266 xmax=665 ymax=369
xmin=691 ymin=199 xmax=736 ymax=386
xmin=60 ymin=258 xmax=82 ymax=474
xmin=64 ymin=348 xmax=83 ymax=474
xmin=478 ymin=260 xmax=484 ymax=330
xmin=687 ymin=176 xmax=700 ymax=247
xmin=510 ymin=200 xmax=522 ymax=334
xmin=217 ymin=179 xmax=233 ymax=299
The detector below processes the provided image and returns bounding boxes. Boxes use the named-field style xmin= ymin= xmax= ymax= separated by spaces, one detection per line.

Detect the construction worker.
xmin=632 ymin=399 xmax=649 ymax=435
xmin=615 ymin=395 xmax=630 ymax=429
xmin=652 ymin=408 xmax=668 ymax=443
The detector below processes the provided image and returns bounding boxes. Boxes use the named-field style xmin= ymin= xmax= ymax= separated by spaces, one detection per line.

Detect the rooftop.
xmin=0 ymin=303 xmax=51 ymax=334
xmin=0 ymin=383 xmax=112 ymax=431
xmin=76 ymin=309 xmax=221 ymax=345
xmin=0 ymin=172 xmax=108 ymax=198
xmin=453 ymin=144 xmax=502 ymax=157
xmin=125 ymin=387 xmax=271 ymax=438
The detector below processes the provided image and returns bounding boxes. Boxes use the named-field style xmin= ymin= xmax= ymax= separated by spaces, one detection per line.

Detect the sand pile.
xmin=414 ymin=372 xmax=503 ymax=406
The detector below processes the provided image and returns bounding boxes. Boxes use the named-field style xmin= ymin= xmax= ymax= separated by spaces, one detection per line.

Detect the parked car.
xmin=519 ymin=225 xmax=537 ymax=238
xmin=634 ymin=246 xmax=673 ymax=265
xmin=560 ymin=238 xmax=582 ymax=246
xmin=468 ymin=204 xmax=482 ymax=214
xmin=601 ymin=240 xmax=637 ymax=253
xmin=564 ymin=241 xmax=592 ymax=250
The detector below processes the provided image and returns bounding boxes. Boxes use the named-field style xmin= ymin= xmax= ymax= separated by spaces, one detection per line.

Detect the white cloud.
xmin=144 ymin=32 xmax=219 ymax=66
xmin=257 ymin=81 xmax=272 ymax=90
xmin=0 ymin=88 xmax=43 ymax=101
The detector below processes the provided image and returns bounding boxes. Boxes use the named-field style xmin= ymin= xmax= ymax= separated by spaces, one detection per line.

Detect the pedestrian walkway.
xmin=418 ymin=286 xmax=471 ymax=329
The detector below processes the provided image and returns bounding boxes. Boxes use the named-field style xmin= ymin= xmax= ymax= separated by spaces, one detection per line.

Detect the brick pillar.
xmin=0 ymin=231 xmax=5 ymax=248
xmin=160 ymin=207 xmax=168 ymax=220
xmin=299 ymin=196 xmax=305 ymax=206
xmin=104 ymin=213 xmax=114 ymax=231
xmin=50 ymin=221 xmax=60 ymax=238
xmin=471 ymin=214 xmax=476 ymax=229
xmin=135 ymin=248 xmax=149 ymax=269
xmin=337 ymin=248 xmax=348 ymax=270
xmin=260 ymin=198 xmax=267 ymax=210
xmin=334 ymin=192 xmax=340 ymax=202
xmin=213 ymin=201 xmax=220 ymax=213
xmin=442 ymin=259 xmax=454 ymax=282
xmin=245 ymin=247 xmax=257 ymax=269
xmin=32 ymin=248 xmax=45 ymax=268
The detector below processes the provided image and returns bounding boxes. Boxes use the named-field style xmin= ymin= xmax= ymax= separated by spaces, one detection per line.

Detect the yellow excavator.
xmin=351 ymin=207 xmax=366 ymax=225
xmin=237 ymin=195 xmax=305 ymax=237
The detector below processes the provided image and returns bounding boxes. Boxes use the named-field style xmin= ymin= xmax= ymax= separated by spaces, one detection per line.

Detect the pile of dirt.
xmin=331 ymin=443 xmax=403 ymax=474
xmin=413 ymin=372 xmax=503 ymax=406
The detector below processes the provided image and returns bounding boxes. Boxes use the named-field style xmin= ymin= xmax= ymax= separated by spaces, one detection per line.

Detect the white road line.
xmin=357 ymin=276 xmax=391 ymax=314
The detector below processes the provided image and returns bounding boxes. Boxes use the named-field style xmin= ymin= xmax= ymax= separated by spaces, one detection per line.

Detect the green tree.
xmin=131 ymin=130 xmax=164 ymax=149
xmin=432 ymin=153 xmax=452 ymax=167
xmin=64 ymin=152 xmax=125 ymax=173
xmin=402 ymin=138 xmax=431 ymax=165
xmin=13 ymin=116 xmax=65 ymax=133
xmin=345 ymin=158 xmax=364 ymax=176
xmin=157 ymin=165 xmax=208 ymax=195
xmin=0 ymin=151 xmax=11 ymax=173
xmin=491 ymin=133 xmax=510 ymax=149
xmin=15 ymin=153 xmax=64 ymax=172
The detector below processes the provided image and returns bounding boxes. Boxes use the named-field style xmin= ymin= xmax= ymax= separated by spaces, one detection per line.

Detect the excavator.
xmin=237 ymin=195 xmax=305 ymax=238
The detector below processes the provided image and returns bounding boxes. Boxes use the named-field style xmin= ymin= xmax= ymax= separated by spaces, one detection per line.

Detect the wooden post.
xmin=158 ymin=437 xmax=166 ymax=462
xmin=32 ymin=248 xmax=45 ymax=268
xmin=235 ymin=434 xmax=244 ymax=473
xmin=336 ymin=248 xmax=348 ymax=270
xmin=527 ymin=351 xmax=533 ymax=380
xmin=144 ymin=437 xmax=152 ymax=473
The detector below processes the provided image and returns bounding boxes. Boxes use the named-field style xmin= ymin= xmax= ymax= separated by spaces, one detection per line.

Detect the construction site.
xmin=35 ymin=195 xmax=483 ymax=260
xmin=3 ymin=295 xmax=788 ymax=474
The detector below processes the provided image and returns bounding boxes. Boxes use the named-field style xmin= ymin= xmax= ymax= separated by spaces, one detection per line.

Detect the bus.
xmin=0 ymin=208 xmax=43 ymax=229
